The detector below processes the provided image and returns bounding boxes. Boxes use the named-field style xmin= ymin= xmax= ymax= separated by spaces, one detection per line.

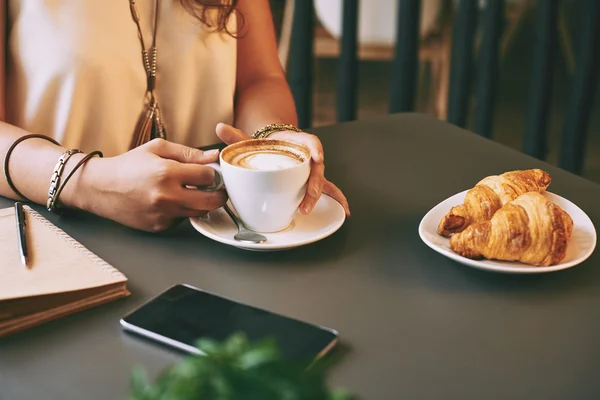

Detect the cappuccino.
xmin=211 ymin=139 xmax=311 ymax=232
xmin=223 ymin=140 xmax=308 ymax=171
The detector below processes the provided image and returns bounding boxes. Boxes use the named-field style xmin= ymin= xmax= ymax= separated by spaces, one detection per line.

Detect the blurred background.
xmin=267 ymin=0 xmax=600 ymax=183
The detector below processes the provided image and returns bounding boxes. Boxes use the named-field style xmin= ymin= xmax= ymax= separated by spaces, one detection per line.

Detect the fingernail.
xmin=302 ymin=204 xmax=311 ymax=214
xmin=204 ymin=149 xmax=218 ymax=156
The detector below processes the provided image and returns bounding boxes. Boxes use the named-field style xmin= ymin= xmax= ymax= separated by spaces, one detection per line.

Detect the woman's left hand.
xmin=216 ymin=123 xmax=350 ymax=216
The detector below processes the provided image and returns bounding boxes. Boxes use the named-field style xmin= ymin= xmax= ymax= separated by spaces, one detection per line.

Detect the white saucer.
xmin=418 ymin=191 xmax=597 ymax=274
xmin=189 ymin=195 xmax=346 ymax=251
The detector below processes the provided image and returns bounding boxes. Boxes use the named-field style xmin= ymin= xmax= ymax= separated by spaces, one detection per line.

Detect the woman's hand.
xmin=215 ymin=123 xmax=350 ymax=216
xmin=72 ymin=139 xmax=227 ymax=232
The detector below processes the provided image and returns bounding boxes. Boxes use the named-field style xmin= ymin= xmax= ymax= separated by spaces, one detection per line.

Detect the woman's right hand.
xmin=68 ymin=139 xmax=227 ymax=232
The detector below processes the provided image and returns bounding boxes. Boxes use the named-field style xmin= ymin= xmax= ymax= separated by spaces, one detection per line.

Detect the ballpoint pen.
xmin=15 ymin=202 xmax=28 ymax=266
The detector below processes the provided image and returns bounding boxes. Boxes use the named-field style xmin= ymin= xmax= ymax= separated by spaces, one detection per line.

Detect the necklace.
xmin=128 ymin=0 xmax=167 ymax=149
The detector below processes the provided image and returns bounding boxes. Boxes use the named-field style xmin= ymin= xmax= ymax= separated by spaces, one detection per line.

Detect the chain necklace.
xmin=128 ymin=0 xmax=167 ymax=149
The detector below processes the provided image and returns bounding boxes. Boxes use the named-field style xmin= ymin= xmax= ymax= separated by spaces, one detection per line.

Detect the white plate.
xmin=189 ymin=195 xmax=346 ymax=251
xmin=418 ymin=191 xmax=597 ymax=274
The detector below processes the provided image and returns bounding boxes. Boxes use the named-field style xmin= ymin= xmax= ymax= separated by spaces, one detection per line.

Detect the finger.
xmin=299 ymin=162 xmax=325 ymax=215
xmin=269 ymin=131 xmax=324 ymax=163
xmin=216 ymin=123 xmax=250 ymax=145
xmin=323 ymin=179 xmax=351 ymax=216
xmin=174 ymin=163 xmax=218 ymax=187
xmin=176 ymin=188 xmax=228 ymax=211
xmin=146 ymin=138 xmax=220 ymax=164
xmin=157 ymin=218 xmax=187 ymax=232
xmin=177 ymin=208 xmax=210 ymax=219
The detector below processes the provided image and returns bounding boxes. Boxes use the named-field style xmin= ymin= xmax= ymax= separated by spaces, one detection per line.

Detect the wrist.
xmin=58 ymin=154 xmax=106 ymax=212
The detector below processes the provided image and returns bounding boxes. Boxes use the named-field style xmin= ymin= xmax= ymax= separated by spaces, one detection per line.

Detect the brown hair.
xmin=179 ymin=0 xmax=242 ymax=36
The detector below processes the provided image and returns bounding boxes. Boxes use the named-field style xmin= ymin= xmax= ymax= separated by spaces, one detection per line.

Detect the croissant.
xmin=438 ymin=169 xmax=552 ymax=237
xmin=449 ymin=192 xmax=573 ymax=266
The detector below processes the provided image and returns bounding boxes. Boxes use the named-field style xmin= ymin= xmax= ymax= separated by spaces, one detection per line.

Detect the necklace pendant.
xmin=152 ymin=103 xmax=167 ymax=140
xmin=129 ymin=99 xmax=166 ymax=149
xmin=130 ymin=103 xmax=156 ymax=149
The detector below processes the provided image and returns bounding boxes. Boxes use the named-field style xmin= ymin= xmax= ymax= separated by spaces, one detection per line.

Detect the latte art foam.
xmin=231 ymin=151 xmax=303 ymax=170
xmin=223 ymin=140 xmax=309 ymax=171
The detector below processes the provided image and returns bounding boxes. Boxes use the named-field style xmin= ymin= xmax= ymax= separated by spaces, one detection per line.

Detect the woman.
xmin=0 ymin=0 xmax=349 ymax=232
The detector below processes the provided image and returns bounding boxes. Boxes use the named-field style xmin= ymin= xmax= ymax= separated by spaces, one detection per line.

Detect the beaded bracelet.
xmin=252 ymin=123 xmax=302 ymax=139
xmin=48 ymin=151 xmax=103 ymax=214
xmin=3 ymin=134 xmax=60 ymax=201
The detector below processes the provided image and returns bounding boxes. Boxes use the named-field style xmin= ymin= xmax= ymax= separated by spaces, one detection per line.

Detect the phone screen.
xmin=121 ymin=284 xmax=338 ymax=364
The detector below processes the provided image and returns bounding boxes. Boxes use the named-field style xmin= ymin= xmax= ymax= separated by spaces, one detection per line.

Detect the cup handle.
xmin=197 ymin=162 xmax=224 ymax=192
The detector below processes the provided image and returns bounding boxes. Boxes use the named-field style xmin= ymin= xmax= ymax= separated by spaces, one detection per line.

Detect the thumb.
xmin=216 ymin=123 xmax=251 ymax=145
xmin=146 ymin=138 xmax=220 ymax=164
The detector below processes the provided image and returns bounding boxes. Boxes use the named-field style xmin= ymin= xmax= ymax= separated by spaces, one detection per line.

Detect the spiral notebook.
xmin=0 ymin=205 xmax=130 ymax=337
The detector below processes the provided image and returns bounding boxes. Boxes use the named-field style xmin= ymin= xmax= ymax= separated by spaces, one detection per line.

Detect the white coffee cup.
xmin=202 ymin=139 xmax=311 ymax=233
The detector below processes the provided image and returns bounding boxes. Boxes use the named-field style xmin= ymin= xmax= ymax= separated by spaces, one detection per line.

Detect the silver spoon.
xmin=223 ymin=204 xmax=267 ymax=244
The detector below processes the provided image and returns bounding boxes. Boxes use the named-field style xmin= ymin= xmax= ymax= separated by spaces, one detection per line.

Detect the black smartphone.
xmin=120 ymin=284 xmax=339 ymax=365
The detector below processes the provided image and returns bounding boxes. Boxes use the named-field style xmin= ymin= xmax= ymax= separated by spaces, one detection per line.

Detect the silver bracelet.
xmin=47 ymin=149 xmax=82 ymax=211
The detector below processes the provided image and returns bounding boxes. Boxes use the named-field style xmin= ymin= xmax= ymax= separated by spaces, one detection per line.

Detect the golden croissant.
xmin=438 ymin=169 xmax=552 ymax=237
xmin=449 ymin=192 xmax=573 ymax=266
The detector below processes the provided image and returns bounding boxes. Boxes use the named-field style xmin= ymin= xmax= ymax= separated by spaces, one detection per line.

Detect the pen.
xmin=15 ymin=202 xmax=28 ymax=266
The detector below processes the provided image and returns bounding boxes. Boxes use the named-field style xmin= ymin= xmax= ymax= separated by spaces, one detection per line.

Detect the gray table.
xmin=2 ymin=113 xmax=600 ymax=400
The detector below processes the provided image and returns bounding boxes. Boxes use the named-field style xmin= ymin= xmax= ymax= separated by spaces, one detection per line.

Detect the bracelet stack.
xmin=252 ymin=123 xmax=302 ymax=139
xmin=3 ymin=134 xmax=103 ymax=214
xmin=48 ymin=151 xmax=103 ymax=214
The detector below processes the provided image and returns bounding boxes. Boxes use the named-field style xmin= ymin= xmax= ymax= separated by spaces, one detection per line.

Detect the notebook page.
xmin=0 ymin=207 xmax=127 ymax=301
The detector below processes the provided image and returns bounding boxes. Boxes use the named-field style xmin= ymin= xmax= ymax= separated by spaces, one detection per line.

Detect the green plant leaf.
xmin=128 ymin=333 xmax=356 ymax=400
xmin=128 ymin=366 xmax=150 ymax=400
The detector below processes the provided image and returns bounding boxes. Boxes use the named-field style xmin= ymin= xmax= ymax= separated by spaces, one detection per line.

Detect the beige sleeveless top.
xmin=5 ymin=0 xmax=237 ymax=157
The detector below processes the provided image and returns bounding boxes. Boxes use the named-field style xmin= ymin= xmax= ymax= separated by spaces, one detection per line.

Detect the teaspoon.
xmin=223 ymin=204 xmax=267 ymax=244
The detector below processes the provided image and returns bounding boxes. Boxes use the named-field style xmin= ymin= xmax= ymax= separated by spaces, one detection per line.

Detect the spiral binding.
xmin=23 ymin=206 xmax=127 ymax=280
